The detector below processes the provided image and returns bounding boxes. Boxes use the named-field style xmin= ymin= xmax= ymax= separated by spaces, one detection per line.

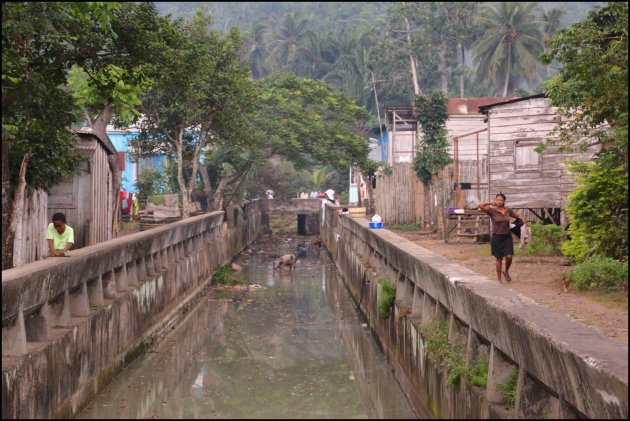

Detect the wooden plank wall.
xmin=12 ymin=189 xmax=48 ymax=267
xmin=374 ymin=163 xmax=425 ymax=225
xmin=446 ymin=115 xmax=488 ymax=161
xmin=89 ymin=143 xmax=113 ymax=245
xmin=487 ymin=97 xmax=597 ymax=209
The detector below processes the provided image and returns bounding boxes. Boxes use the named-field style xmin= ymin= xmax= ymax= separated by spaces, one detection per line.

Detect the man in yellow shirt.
xmin=46 ymin=213 xmax=74 ymax=257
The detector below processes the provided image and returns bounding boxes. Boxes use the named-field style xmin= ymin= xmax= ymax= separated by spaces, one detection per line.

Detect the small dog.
xmin=561 ymin=276 xmax=571 ymax=292
xmin=273 ymin=253 xmax=296 ymax=270
xmin=519 ymin=224 xmax=532 ymax=248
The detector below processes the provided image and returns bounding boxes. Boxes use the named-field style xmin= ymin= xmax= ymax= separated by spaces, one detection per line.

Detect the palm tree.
xmin=297 ymin=30 xmax=340 ymax=79
xmin=472 ymin=2 xmax=546 ymax=96
xmin=267 ymin=12 xmax=312 ymax=72
xmin=541 ymin=7 xmax=566 ymax=78
xmin=311 ymin=167 xmax=336 ymax=192
xmin=248 ymin=21 xmax=269 ymax=79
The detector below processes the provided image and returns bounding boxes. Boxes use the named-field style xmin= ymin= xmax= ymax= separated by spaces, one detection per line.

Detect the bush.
xmin=467 ymin=356 xmax=489 ymax=388
xmin=568 ymin=256 xmax=628 ymax=292
xmin=517 ymin=222 xmax=567 ymax=256
xmin=212 ymin=266 xmax=245 ymax=286
xmin=498 ymin=369 xmax=519 ymax=407
xmin=135 ymin=168 xmax=162 ymax=198
xmin=377 ymin=276 xmax=396 ymax=319
xmin=561 ymin=156 xmax=628 ymax=263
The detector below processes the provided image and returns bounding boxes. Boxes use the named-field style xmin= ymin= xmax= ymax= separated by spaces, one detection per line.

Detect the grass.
xmin=122 ymin=220 xmax=139 ymax=230
xmin=498 ymin=369 xmax=519 ymax=407
xmin=389 ymin=223 xmax=422 ymax=232
xmin=377 ymin=276 xmax=396 ymax=319
xmin=419 ymin=318 xmax=467 ymax=387
xmin=211 ymin=266 xmax=246 ymax=286
xmin=467 ymin=356 xmax=489 ymax=388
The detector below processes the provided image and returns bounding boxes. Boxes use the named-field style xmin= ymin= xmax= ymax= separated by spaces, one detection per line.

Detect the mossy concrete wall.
xmin=321 ymin=204 xmax=627 ymax=419
xmin=2 ymin=204 xmax=262 ymax=419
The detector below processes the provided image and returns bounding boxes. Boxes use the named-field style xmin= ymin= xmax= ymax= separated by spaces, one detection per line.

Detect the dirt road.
xmin=391 ymin=229 xmax=628 ymax=344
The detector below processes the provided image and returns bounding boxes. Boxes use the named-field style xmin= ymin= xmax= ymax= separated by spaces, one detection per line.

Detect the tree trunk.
xmin=502 ymin=42 xmax=512 ymax=97
xmin=438 ymin=37 xmax=448 ymax=94
xmin=199 ymin=163 xmax=213 ymax=212
xmin=2 ymin=137 xmax=14 ymax=270
xmin=402 ymin=6 xmax=421 ymax=96
xmin=4 ymin=152 xmax=31 ymax=269
xmin=460 ymin=43 xmax=465 ymax=98
xmin=92 ymin=105 xmax=122 ymax=238
xmin=209 ymin=170 xmax=244 ymax=212
xmin=175 ymin=131 xmax=190 ymax=218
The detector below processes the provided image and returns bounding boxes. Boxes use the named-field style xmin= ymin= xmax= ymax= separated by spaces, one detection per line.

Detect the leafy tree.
xmin=472 ymin=2 xmax=546 ymax=96
xmin=539 ymin=2 xmax=628 ymax=262
xmin=412 ymin=90 xmax=452 ymax=185
xmin=561 ymin=154 xmax=628 ymax=262
xmin=540 ymin=2 xmax=627 ymax=161
xmin=2 ymin=2 xmax=120 ymax=268
xmin=267 ymin=12 xmax=312 ymax=73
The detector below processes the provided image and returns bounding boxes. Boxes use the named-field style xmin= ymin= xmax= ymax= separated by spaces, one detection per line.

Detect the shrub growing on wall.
xmin=377 ymin=276 xmax=396 ymax=319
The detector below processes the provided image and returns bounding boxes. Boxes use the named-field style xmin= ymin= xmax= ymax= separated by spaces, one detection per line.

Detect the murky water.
xmin=78 ymin=241 xmax=428 ymax=419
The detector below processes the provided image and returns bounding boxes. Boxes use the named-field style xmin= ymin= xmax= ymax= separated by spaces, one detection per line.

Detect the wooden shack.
xmin=376 ymin=99 xmax=512 ymax=226
xmin=479 ymin=94 xmax=599 ymax=226
xmin=47 ymin=128 xmax=117 ymax=249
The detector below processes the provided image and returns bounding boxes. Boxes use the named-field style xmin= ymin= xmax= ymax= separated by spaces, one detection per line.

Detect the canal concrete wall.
xmin=321 ymin=204 xmax=628 ymax=419
xmin=2 ymin=203 xmax=262 ymax=419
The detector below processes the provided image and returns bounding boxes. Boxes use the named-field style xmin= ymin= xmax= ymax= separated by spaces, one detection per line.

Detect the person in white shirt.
xmin=310 ymin=191 xmax=318 ymax=199
xmin=325 ymin=188 xmax=336 ymax=204
xmin=265 ymin=189 xmax=274 ymax=199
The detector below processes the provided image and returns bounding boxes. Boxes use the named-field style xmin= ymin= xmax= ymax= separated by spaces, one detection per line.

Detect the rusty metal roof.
xmin=73 ymin=127 xmax=117 ymax=155
xmin=447 ymin=97 xmax=518 ymax=115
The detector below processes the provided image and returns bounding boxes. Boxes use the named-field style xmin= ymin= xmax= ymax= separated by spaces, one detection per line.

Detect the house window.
xmin=514 ymin=140 xmax=540 ymax=171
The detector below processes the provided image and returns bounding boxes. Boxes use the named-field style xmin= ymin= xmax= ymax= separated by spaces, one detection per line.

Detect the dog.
xmin=519 ymin=224 xmax=532 ymax=248
xmin=273 ymin=253 xmax=296 ymax=270
xmin=561 ymin=276 xmax=571 ymax=292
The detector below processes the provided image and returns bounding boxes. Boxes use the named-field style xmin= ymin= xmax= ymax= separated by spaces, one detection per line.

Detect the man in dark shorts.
xmin=478 ymin=193 xmax=527 ymax=284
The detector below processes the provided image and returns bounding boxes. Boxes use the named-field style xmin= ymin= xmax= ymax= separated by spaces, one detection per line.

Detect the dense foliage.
xmin=376 ymin=276 xmax=396 ymax=319
xmin=540 ymin=3 xmax=628 ymax=263
xmin=412 ymin=90 xmax=452 ymax=185
xmin=568 ymin=256 xmax=628 ymax=292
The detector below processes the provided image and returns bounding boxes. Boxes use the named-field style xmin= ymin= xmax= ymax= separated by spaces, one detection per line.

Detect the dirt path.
xmin=389 ymin=229 xmax=627 ymax=344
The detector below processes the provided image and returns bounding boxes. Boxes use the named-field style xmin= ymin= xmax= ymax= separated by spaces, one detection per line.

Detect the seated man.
xmin=46 ymin=212 xmax=74 ymax=257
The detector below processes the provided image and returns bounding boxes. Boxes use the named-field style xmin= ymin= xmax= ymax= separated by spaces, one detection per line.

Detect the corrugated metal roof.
xmin=72 ymin=128 xmax=118 ymax=155
xmin=478 ymin=93 xmax=547 ymax=113
xmin=447 ymin=97 xmax=518 ymax=115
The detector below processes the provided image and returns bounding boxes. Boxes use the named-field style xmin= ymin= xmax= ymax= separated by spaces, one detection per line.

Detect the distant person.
xmin=299 ymin=191 xmax=308 ymax=199
xmin=325 ymin=188 xmax=336 ymax=204
xmin=46 ymin=212 xmax=74 ymax=257
xmin=310 ymin=190 xmax=318 ymax=199
xmin=478 ymin=193 xmax=526 ymax=284
xmin=265 ymin=189 xmax=274 ymax=199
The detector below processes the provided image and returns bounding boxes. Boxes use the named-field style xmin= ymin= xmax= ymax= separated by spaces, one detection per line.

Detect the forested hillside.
xmin=155 ymin=1 xmax=604 ymax=116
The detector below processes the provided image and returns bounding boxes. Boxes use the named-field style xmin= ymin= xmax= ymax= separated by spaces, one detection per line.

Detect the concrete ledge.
xmin=2 ymin=203 xmax=263 ymax=419
xmin=323 ymin=204 xmax=627 ymax=419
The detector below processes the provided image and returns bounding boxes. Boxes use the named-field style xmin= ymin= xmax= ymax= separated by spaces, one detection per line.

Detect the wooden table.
xmin=445 ymin=210 xmax=489 ymax=243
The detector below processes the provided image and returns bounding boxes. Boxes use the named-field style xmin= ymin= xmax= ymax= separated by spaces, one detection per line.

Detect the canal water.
xmin=78 ymin=238 xmax=429 ymax=419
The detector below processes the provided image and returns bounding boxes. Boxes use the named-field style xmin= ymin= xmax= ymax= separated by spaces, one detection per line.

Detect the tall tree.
xmin=540 ymin=2 xmax=628 ymax=262
xmin=472 ymin=2 xmax=546 ymax=96
xmin=540 ymin=7 xmax=567 ymax=78
xmin=2 ymin=2 xmax=120 ymax=269
xmin=132 ymin=10 xmax=256 ymax=216
xmin=267 ymin=12 xmax=312 ymax=73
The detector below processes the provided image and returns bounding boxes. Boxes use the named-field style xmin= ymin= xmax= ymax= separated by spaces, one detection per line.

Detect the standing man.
xmin=325 ymin=187 xmax=336 ymax=204
xmin=478 ymin=193 xmax=526 ymax=284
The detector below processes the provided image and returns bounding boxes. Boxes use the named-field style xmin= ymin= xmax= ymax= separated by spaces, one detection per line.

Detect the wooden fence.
xmin=12 ymin=189 xmax=48 ymax=267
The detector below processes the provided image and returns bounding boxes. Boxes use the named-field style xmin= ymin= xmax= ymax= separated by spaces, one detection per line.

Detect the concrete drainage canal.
xmin=77 ymin=234 xmax=430 ymax=419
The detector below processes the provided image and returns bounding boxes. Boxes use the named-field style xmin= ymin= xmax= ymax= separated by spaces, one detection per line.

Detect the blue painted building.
xmin=107 ymin=128 xmax=167 ymax=193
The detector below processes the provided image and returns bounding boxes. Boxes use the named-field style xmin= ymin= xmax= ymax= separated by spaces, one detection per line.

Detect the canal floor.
xmin=78 ymin=238 xmax=429 ymax=419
